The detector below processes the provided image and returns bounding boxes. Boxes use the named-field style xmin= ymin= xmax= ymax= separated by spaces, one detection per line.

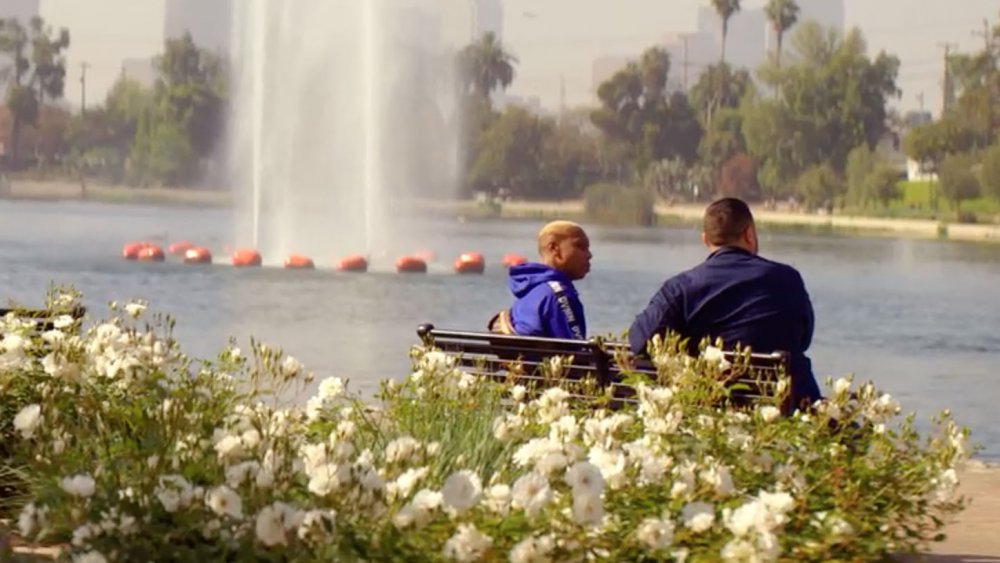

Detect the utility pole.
xmin=80 ymin=62 xmax=90 ymax=114
xmin=937 ymin=42 xmax=957 ymax=115
xmin=559 ymin=75 xmax=566 ymax=117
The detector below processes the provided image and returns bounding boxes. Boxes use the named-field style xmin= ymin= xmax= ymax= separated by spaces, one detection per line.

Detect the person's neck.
xmin=708 ymin=244 xmax=753 ymax=255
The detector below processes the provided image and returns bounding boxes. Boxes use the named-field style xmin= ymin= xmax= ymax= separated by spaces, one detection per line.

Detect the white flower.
xmin=73 ymin=551 xmax=108 ymax=563
xmin=701 ymin=346 xmax=732 ymax=369
xmin=571 ymin=491 xmax=604 ymax=526
xmin=387 ymin=467 xmax=429 ymax=502
xmin=443 ymin=523 xmax=493 ymax=562
xmin=394 ymin=489 xmax=443 ymax=529
xmin=636 ymin=517 xmax=674 ymax=551
xmin=307 ymin=463 xmax=350 ymax=496
xmin=17 ymin=503 xmax=48 ymax=538
xmin=511 ymin=472 xmax=552 ymax=517
xmin=61 ymin=474 xmax=96 ymax=498
xmin=297 ymin=509 xmax=337 ymax=540
xmin=700 ymin=463 xmax=735 ymax=496
xmin=509 ymin=534 xmax=555 ymax=563
xmin=385 ymin=436 xmax=421 ymax=465
xmin=588 ymin=447 xmax=627 ymax=490
xmin=484 ymin=484 xmax=512 ymax=515
xmin=317 ymin=376 xmax=345 ymax=400
xmin=510 ymin=385 xmax=527 ymax=402
xmin=442 ymin=470 xmax=483 ymax=514
xmin=564 ymin=461 xmax=604 ymax=497
xmin=255 ymin=502 xmax=303 ymax=547
xmin=720 ymin=538 xmax=756 ymax=561
xmin=214 ymin=434 xmax=243 ymax=460
xmin=52 ymin=314 xmax=75 ymax=329
xmin=124 ymin=302 xmax=147 ymax=318
xmin=14 ymin=404 xmax=42 ymax=439
xmin=280 ymin=355 xmax=303 ymax=378
xmin=758 ymin=406 xmax=781 ymax=423
xmin=833 ymin=377 xmax=852 ymax=397
xmin=681 ymin=501 xmax=716 ymax=533
xmin=205 ymin=486 xmax=243 ymax=519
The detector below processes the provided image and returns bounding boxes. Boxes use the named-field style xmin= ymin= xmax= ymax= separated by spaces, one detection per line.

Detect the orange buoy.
xmin=396 ymin=255 xmax=427 ymax=274
xmin=414 ymin=250 xmax=436 ymax=262
xmin=231 ymin=249 xmax=262 ymax=267
xmin=168 ymin=241 xmax=194 ymax=256
xmin=284 ymin=255 xmax=315 ymax=270
xmin=183 ymin=247 xmax=212 ymax=264
xmin=137 ymin=245 xmax=165 ymax=262
xmin=336 ymin=254 xmax=368 ymax=273
xmin=502 ymin=253 xmax=527 ymax=268
xmin=454 ymin=252 xmax=485 ymax=274
xmin=122 ymin=241 xmax=148 ymax=260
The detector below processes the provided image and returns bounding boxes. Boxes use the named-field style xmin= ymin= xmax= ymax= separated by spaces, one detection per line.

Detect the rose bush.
xmin=0 ymin=290 xmax=970 ymax=562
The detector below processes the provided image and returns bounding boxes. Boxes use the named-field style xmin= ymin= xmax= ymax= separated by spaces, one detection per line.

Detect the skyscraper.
xmin=472 ymin=0 xmax=503 ymax=40
xmin=163 ymin=0 xmax=233 ymax=53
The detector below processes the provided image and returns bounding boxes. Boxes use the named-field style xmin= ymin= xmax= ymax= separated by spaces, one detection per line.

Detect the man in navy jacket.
xmin=628 ymin=198 xmax=821 ymax=407
xmin=490 ymin=220 xmax=591 ymax=339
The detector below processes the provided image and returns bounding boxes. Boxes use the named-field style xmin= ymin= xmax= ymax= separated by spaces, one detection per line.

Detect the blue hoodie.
xmin=507 ymin=263 xmax=587 ymax=340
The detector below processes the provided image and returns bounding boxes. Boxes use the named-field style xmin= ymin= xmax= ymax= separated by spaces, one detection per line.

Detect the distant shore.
xmin=4 ymin=180 xmax=1000 ymax=245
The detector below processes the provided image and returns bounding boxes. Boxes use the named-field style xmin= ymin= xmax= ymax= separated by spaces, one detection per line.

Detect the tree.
xmin=0 ymin=16 xmax=70 ymax=164
xmin=717 ymin=152 xmax=761 ymax=200
xmin=764 ymin=0 xmax=799 ymax=67
xmin=937 ymin=153 xmax=981 ymax=211
xmin=710 ymin=0 xmax=742 ymax=64
xmin=744 ymin=23 xmax=900 ymax=199
xmin=689 ymin=63 xmax=753 ymax=127
xmin=979 ymin=144 xmax=1000 ymax=201
xmin=591 ymin=47 xmax=702 ymax=173
xmin=845 ymin=144 xmax=876 ymax=208
xmin=864 ymin=164 xmax=902 ymax=208
xmin=466 ymin=106 xmax=551 ymax=198
xmin=796 ymin=163 xmax=841 ymax=211
xmin=457 ymin=32 xmax=516 ymax=104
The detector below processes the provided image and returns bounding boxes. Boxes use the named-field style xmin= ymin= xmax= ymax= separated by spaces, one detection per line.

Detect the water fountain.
xmin=229 ymin=0 xmax=461 ymax=268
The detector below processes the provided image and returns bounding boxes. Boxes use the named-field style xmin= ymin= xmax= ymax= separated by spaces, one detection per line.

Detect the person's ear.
xmin=701 ymin=232 xmax=710 ymax=248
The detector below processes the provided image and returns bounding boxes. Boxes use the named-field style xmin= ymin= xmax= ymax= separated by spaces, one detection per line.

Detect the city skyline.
xmin=3 ymin=0 xmax=999 ymax=117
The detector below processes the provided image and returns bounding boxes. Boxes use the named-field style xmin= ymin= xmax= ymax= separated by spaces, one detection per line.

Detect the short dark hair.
xmin=703 ymin=197 xmax=754 ymax=246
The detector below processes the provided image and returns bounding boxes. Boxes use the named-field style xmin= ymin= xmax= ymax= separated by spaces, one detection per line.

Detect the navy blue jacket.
xmin=508 ymin=263 xmax=587 ymax=340
xmin=629 ymin=247 xmax=821 ymax=405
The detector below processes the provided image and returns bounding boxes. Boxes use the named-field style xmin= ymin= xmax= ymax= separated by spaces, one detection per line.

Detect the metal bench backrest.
xmin=416 ymin=324 xmax=791 ymax=411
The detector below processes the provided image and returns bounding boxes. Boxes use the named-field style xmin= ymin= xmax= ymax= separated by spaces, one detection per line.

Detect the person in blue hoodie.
xmin=489 ymin=220 xmax=591 ymax=339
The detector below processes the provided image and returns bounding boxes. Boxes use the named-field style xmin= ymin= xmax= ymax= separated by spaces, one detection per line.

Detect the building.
xmin=164 ymin=0 xmax=233 ymax=53
xmin=472 ymin=0 xmax=503 ymax=40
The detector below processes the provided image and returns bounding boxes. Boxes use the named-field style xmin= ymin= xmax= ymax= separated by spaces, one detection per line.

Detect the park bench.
xmin=416 ymin=324 xmax=793 ymax=413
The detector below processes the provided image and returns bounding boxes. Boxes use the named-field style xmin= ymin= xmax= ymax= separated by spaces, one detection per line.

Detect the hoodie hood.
xmin=508 ymin=262 xmax=575 ymax=298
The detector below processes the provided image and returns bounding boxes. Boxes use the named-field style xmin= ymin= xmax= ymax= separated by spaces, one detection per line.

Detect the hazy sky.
xmin=34 ymin=0 xmax=1000 ymax=117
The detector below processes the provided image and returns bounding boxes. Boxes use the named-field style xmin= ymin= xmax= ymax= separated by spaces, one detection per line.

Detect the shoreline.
xmin=4 ymin=180 xmax=1000 ymax=245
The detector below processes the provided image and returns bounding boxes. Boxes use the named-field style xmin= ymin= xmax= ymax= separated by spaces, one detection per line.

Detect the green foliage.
xmin=978 ymin=144 xmax=1000 ymax=201
xmin=938 ymin=153 xmax=981 ymax=211
xmin=457 ymin=32 xmax=516 ymax=103
xmin=796 ymin=163 xmax=841 ymax=211
xmin=0 ymin=16 xmax=70 ymax=163
xmin=747 ymin=22 xmax=900 ymax=204
xmin=764 ymin=0 xmax=800 ymax=65
xmin=717 ymin=152 xmax=761 ymax=201
xmin=0 ymin=291 xmax=972 ymax=561
xmin=690 ymin=63 xmax=754 ymax=127
xmin=583 ymin=183 xmax=655 ymax=226
xmin=591 ymin=47 xmax=702 ymax=174
xmin=467 ymin=107 xmax=551 ymax=198
xmin=863 ymin=165 xmax=902 ymax=208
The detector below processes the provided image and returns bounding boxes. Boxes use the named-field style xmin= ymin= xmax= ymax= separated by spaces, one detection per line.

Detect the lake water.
xmin=1 ymin=199 xmax=998 ymax=460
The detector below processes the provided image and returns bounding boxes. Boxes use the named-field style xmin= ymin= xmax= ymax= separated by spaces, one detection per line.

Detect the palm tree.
xmin=711 ymin=0 xmax=742 ymax=64
xmin=457 ymin=32 xmax=517 ymax=102
xmin=765 ymin=0 xmax=799 ymax=67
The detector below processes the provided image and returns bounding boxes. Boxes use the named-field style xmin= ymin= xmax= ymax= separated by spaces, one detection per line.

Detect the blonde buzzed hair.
xmin=537 ymin=220 xmax=585 ymax=256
